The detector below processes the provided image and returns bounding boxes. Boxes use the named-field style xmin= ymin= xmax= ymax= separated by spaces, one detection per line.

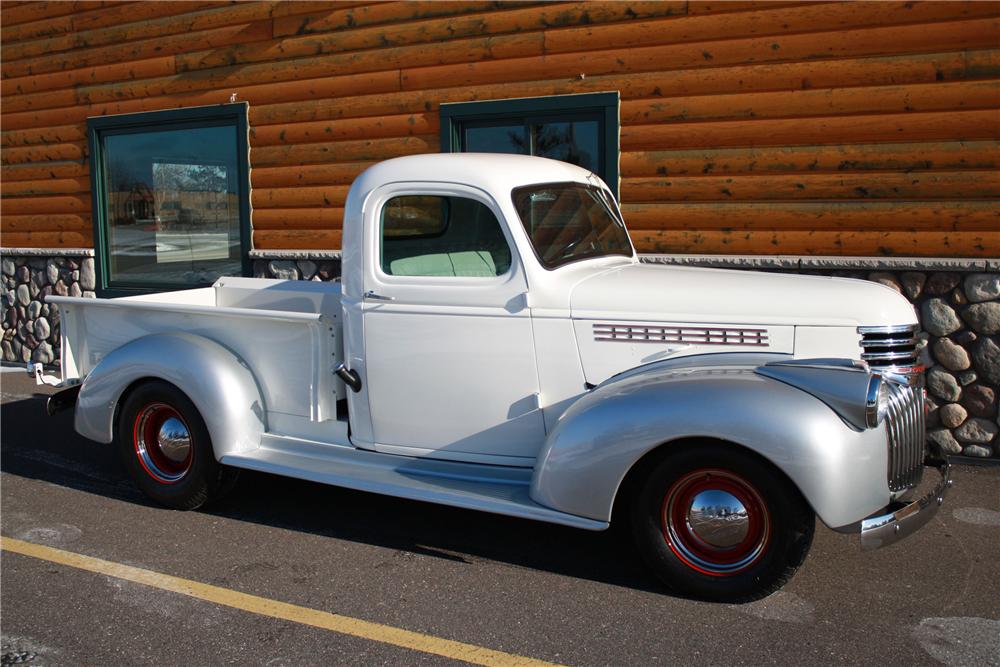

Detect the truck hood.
xmin=569 ymin=263 xmax=917 ymax=327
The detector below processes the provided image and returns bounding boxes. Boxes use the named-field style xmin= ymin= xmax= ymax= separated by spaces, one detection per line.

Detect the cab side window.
xmin=380 ymin=195 xmax=512 ymax=277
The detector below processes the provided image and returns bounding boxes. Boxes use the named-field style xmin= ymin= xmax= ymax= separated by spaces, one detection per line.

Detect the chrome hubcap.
xmin=662 ymin=469 xmax=770 ymax=576
xmin=687 ymin=490 xmax=750 ymax=548
xmin=134 ymin=404 xmax=193 ymax=484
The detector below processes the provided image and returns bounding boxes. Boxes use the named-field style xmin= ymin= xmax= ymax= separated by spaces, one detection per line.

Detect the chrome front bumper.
xmin=858 ymin=462 xmax=952 ymax=551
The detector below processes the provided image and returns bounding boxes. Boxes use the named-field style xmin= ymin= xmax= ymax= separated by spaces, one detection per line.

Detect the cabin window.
xmin=87 ymin=104 xmax=251 ymax=296
xmin=440 ymin=92 xmax=620 ymax=196
xmin=380 ymin=195 xmax=512 ymax=278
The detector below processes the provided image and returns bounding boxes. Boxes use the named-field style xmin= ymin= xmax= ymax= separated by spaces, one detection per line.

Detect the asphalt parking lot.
xmin=2 ymin=367 xmax=999 ymax=666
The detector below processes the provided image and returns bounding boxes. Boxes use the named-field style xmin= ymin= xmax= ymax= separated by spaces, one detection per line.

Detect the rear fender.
xmin=530 ymin=363 xmax=888 ymax=529
xmin=74 ymin=332 xmax=266 ymax=458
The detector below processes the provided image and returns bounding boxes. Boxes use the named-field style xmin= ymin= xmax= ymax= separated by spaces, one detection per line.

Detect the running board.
xmin=220 ymin=446 xmax=608 ymax=531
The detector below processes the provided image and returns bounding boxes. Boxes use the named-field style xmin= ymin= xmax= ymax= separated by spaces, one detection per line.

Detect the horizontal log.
xmin=621 ymin=201 xmax=1000 ymax=231
xmin=1 ymin=55 xmax=176 ymax=97
xmin=401 ymin=41 xmax=1000 ymax=92
xmin=74 ymin=68 xmax=402 ymax=114
xmin=250 ymin=136 xmax=437 ymax=167
xmin=0 ymin=195 xmax=91 ymax=215
xmin=250 ymin=162 xmax=375 ymax=188
xmin=621 ymin=79 xmax=1000 ymax=125
xmin=621 ymin=171 xmax=1000 ymax=203
xmin=251 ymin=208 xmax=345 ymax=230
xmin=619 ymin=141 xmax=1000 ymax=177
xmin=0 ymin=213 xmax=91 ymax=232
xmin=2 ymin=2 xmax=303 ymax=62
xmin=252 ymin=186 xmax=350 ymax=209
xmin=2 ymin=20 xmax=273 ymax=79
xmin=0 ymin=142 xmax=85 ymax=165
xmin=250 ymin=113 xmax=438 ymax=147
xmin=628 ymin=230 xmax=999 ymax=257
xmin=0 ymin=1 xmax=118 ymax=27
xmin=544 ymin=2 xmax=1000 ymax=54
xmin=179 ymin=2 xmax=684 ymax=72
xmin=1 ymin=124 xmax=87 ymax=147
xmin=253 ymin=229 xmax=342 ymax=250
xmin=1 ymin=2 xmax=228 ymax=44
xmin=0 ymin=177 xmax=90 ymax=196
xmin=0 ymin=231 xmax=93 ymax=248
xmin=620 ymin=109 xmax=1000 ymax=151
xmin=685 ymin=1 xmax=820 ymax=15
xmin=0 ymin=88 xmax=76 ymax=114
xmin=1 ymin=161 xmax=88 ymax=181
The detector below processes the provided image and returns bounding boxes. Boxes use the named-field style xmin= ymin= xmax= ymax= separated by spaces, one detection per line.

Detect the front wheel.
xmin=631 ymin=444 xmax=814 ymax=602
xmin=116 ymin=380 xmax=237 ymax=510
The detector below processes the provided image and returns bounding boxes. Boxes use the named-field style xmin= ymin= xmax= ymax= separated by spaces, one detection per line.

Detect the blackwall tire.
xmin=116 ymin=380 xmax=238 ymax=510
xmin=631 ymin=443 xmax=814 ymax=603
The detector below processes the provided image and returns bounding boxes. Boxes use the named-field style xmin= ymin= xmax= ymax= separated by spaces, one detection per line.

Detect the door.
xmin=360 ymin=183 xmax=545 ymax=465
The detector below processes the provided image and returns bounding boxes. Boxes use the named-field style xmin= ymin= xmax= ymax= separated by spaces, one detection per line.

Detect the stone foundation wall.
xmin=4 ymin=248 xmax=997 ymax=459
xmin=1 ymin=250 xmax=96 ymax=368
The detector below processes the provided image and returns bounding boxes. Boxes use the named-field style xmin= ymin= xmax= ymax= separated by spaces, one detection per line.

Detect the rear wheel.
xmin=117 ymin=380 xmax=237 ymax=510
xmin=631 ymin=444 xmax=814 ymax=602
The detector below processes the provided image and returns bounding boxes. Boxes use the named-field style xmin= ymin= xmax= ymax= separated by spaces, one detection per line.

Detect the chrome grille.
xmin=858 ymin=324 xmax=919 ymax=371
xmin=882 ymin=376 xmax=926 ymax=491
xmin=593 ymin=324 xmax=769 ymax=346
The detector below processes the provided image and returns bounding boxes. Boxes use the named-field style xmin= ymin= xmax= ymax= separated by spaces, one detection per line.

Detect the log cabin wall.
xmin=1 ymin=0 xmax=998 ymax=256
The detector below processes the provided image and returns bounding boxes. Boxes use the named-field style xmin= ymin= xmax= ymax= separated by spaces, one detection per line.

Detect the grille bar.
xmin=858 ymin=324 xmax=919 ymax=371
xmin=593 ymin=324 xmax=769 ymax=346
xmin=884 ymin=377 xmax=925 ymax=491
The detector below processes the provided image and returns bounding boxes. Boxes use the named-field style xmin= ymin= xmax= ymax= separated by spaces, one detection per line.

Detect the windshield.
xmin=512 ymin=183 xmax=633 ymax=269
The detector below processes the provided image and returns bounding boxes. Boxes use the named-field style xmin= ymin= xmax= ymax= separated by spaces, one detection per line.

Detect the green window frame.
xmin=440 ymin=92 xmax=620 ymax=197
xmin=87 ymin=103 xmax=252 ymax=297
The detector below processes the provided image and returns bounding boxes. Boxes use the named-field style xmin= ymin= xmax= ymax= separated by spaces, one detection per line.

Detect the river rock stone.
xmin=900 ymin=272 xmax=926 ymax=300
xmin=867 ymin=272 xmax=901 ymax=293
xmin=15 ymin=284 xmax=30 ymax=306
xmin=972 ymin=337 xmax=1000 ymax=385
xmin=927 ymin=428 xmax=962 ymax=455
xmin=965 ymin=273 xmax=1000 ymax=303
xmin=19 ymin=341 xmax=31 ymax=362
xmin=79 ymin=258 xmax=96 ymax=290
xmin=15 ymin=266 xmax=29 ymax=283
xmin=950 ymin=288 xmax=967 ymax=306
xmin=927 ymin=367 xmax=962 ymax=402
xmin=962 ymin=444 xmax=992 ymax=457
xmin=268 ymin=260 xmax=299 ymax=280
xmin=27 ymin=301 xmax=42 ymax=320
xmin=297 ymin=260 xmax=317 ymax=280
xmin=921 ymin=298 xmax=962 ymax=336
xmin=45 ymin=261 xmax=59 ymax=286
xmin=962 ymin=302 xmax=1000 ymax=335
xmin=32 ymin=341 xmax=54 ymax=365
xmin=925 ymin=272 xmax=961 ymax=296
xmin=33 ymin=317 xmax=50 ymax=341
xmin=54 ymin=280 xmax=68 ymax=296
xmin=954 ymin=330 xmax=977 ymax=346
xmin=954 ymin=418 xmax=998 ymax=444
xmin=957 ymin=370 xmax=977 ymax=386
xmin=69 ymin=282 xmax=82 ymax=298
xmin=83 ymin=291 xmax=95 ymax=299
xmin=1 ymin=259 xmax=14 ymax=277
xmin=932 ymin=337 xmax=970 ymax=371
xmin=252 ymin=260 xmax=269 ymax=278
xmin=317 ymin=261 xmax=340 ymax=280
xmin=925 ymin=396 xmax=940 ymax=428
xmin=939 ymin=403 xmax=967 ymax=429
xmin=1 ymin=339 xmax=12 ymax=362
xmin=961 ymin=384 xmax=996 ymax=418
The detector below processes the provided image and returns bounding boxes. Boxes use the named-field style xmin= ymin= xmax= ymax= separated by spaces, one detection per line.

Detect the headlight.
xmin=865 ymin=375 xmax=891 ymax=428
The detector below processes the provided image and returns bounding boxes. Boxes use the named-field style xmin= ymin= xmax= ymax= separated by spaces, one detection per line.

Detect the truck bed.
xmin=48 ymin=277 xmax=345 ymax=424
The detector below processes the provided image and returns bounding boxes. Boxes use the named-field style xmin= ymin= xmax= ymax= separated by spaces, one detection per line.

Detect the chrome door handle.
xmin=364 ymin=291 xmax=395 ymax=301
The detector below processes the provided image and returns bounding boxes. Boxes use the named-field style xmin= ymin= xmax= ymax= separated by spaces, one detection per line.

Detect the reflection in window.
xmin=90 ymin=105 xmax=249 ymax=294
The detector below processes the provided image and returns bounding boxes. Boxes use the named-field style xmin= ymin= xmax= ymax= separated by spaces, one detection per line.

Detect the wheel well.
xmin=111 ymin=377 xmax=183 ymax=439
xmin=609 ymin=437 xmax=808 ymax=526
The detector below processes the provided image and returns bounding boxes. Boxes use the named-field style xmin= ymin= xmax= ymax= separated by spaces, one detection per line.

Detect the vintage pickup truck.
xmin=38 ymin=153 xmax=950 ymax=602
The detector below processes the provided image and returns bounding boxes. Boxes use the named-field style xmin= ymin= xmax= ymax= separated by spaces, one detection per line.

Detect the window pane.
xmin=512 ymin=183 xmax=632 ymax=269
xmin=102 ymin=125 xmax=242 ymax=287
xmin=531 ymin=120 xmax=599 ymax=173
xmin=381 ymin=195 xmax=511 ymax=277
xmin=463 ymin=124 xmax=528 ymax=155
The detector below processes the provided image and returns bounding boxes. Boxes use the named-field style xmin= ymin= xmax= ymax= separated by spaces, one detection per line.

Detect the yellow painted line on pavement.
xmin=1 ymin=536 xmax=561 ymax=667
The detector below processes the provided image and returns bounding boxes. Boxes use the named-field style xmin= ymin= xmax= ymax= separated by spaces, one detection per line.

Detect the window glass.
xmin=381 ymin=195 xmax=511 ymax=278
xmin=512 ymin=183 xmax=632 ymax=269
xmin=531 ymin=120 xmax=599 ymax=172
xmin=463 ymin=123 xmax=528 ymax=154
xmin=101 ymin=125 xmax=241 ymax=287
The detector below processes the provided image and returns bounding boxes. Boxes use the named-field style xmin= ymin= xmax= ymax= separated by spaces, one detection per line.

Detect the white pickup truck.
xmin=41 ymin=153 xmax=949 ymax=602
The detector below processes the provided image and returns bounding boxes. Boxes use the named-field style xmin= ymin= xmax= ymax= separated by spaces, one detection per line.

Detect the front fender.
xmin=530 ymin=365 xmax=889 ymax=529
xmin=74 ymin=332 xmax=266 ymax=459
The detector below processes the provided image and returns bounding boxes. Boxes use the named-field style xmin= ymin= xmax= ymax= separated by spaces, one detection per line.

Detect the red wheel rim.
xmin=661 ymin=469 xmax=770 ymax=577
xmin=133 ymin=403 xmax=193 ymax=484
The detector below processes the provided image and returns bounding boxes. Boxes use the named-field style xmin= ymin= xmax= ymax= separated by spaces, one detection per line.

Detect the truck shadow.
xmin=0 ymin=390 xmax=662 ymax=596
